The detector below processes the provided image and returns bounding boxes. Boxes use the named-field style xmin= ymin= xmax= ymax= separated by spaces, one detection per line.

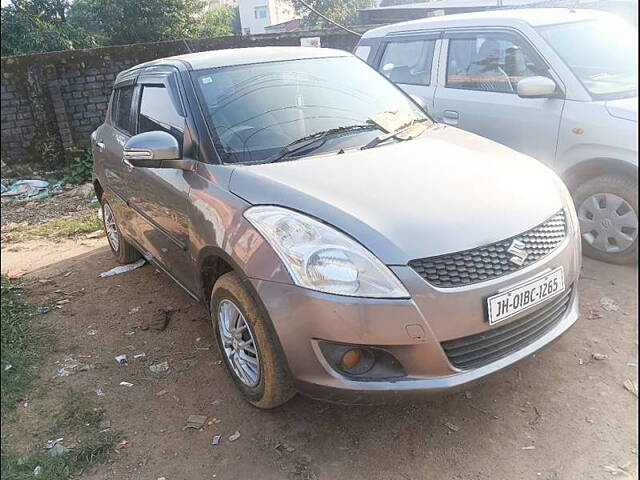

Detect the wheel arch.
xmin=197 ymin=246 xmax=237 ymax=309
xmin=560 ymin=157 xmax=638 ymax=192
xmin=93 ymin=178 xmax=104 ymax=202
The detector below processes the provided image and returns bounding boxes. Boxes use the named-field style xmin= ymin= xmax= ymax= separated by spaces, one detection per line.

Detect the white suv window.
xmin=378 ymin=39 xmax=436 ymax=86
xmin=446 ymin=33 xmax=548 ymax=93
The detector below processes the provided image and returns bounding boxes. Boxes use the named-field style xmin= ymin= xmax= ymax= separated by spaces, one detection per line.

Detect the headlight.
xmin=244 ymin=206 xmax=409 ymax=298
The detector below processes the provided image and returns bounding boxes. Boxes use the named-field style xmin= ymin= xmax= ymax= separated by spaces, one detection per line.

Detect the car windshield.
xmin=538 ymin=18 xmax=638 ymax=100
xmin=191 ymin=56 xmax=429 ymax=164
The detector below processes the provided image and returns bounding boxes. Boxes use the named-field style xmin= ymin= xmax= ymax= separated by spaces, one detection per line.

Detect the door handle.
xmin=96 ymin=141 xmax=105 ymax=151
xmin=122 ymin=157 xmax=134 ymax=172
xmin=442 ymin=110 xmax=459 ymax=125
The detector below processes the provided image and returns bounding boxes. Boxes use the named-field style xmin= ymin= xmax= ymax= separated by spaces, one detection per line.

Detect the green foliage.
xmin=67 ymin=0 xmax=207 ymax=46
xmin=294 ymin=0 xmax=375 ymax=27
xmin=38 ymin=139 xmax=65 ymax=169
xmin=0 ymin=279 xmax=40 ymax=415
xmin=194 ymin=5 xmax=239 ymax=38
xmin=65 ymin=150 xmax=93 ymax=185
xmin=2 ymin=0 xmax=245 ymax=55
xmin=0 ymin=0 xmax=95 ymax=56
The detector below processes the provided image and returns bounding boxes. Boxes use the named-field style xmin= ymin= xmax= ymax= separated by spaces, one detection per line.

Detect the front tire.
xmin=210 ymin=272 xmax=295 ymax=409
xmin=573 ymin=174 xmax=638 ymax=265
xmin=101 ymin=198 xmax=141 ymax=264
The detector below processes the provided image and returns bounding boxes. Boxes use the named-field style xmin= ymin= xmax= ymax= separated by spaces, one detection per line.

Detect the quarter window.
xmin=113 ymin=85 xmax=134 ymax=134
xmin=379 ymin=39 xmax=436 ymax=86
xmin=446 ymin=33 xmax=548 ymax=93
xmin=138 ymin=85 xmax=184 ymax=146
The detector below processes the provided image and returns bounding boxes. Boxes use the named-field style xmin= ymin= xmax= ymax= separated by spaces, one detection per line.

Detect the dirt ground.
xmin=1 ymin=183 xmax=97 ymax=228
xmin=1 ymin=232 xmax=638 ymax=480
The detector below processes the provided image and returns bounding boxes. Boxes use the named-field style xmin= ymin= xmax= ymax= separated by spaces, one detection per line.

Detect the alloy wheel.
xmin=103 ymin=203 xmax=120 ymax=253
xmin=217 ymin=299 xmax=261 ymax=387
xmin=578 ymin=192 xmax=638 ymax=254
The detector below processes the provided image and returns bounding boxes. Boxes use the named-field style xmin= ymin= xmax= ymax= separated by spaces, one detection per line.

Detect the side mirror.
xmin=517 ymin=76 xmax=558 ymax=98
xmin=409 ymin=94 xmax=428 ymax=113
xmin=123 ymin=131 xmax=193 ymax=170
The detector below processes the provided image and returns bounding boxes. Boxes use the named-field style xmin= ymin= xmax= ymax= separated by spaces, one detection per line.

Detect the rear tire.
xmin=210 ymin=272 xmax=295 ymax=409
xmin=101 ymin=197 xmax=141 ymax=264
xmin=573 ymin=174 xmax=638 ymax=265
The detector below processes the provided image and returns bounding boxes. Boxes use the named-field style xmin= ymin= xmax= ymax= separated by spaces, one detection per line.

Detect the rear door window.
xmin=137 ymin=85 xmax=184 ymax=146
xmin=113 ymin=86 xmax=135 ymax=134
xmin=378 ymin=39 xmax=437 ymax=86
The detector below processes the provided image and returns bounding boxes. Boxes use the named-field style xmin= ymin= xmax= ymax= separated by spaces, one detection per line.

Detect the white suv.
xmin=357 ymin=8 xmax=638 ymax=264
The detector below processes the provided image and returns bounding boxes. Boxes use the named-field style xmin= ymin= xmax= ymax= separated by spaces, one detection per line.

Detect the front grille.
xmin=441 ymin=286 xmax=573 ymax=370
xmin=409 ymin=210 xmax=567 ymax=288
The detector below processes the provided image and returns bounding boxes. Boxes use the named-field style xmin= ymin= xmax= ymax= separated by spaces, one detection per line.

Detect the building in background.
xmin=238 ymin=0 xmax=299 ymax=34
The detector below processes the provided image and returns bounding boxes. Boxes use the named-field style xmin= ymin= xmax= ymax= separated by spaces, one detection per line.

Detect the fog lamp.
xmin=339 ymin=348 xmax=374 ymax=375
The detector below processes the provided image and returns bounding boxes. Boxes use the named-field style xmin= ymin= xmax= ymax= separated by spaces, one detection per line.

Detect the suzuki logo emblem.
xmin=507 ymin=239 xmax=529 ymax=266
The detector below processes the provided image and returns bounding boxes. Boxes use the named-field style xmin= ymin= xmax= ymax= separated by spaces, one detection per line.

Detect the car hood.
xmin=605 ymin=97 xmax=638 ymax=122
xmin=229 ymin=126 xmax=566 ymax=265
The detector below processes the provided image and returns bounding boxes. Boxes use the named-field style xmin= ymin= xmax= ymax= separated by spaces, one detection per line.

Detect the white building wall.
xmin=238 ymin=0 xmax=270 ymax=34
xmin=269 ymin=0 xmax=296 ymax=26
xmin=239 ymin=0 xmax=298 ymax=34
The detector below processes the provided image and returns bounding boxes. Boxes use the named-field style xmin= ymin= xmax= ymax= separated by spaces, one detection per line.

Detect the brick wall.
xmin=0 ymin=30 xmax=361 ymax=168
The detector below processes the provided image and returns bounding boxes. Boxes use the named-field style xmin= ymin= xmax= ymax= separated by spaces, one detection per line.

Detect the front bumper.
xmin=250 ymin=228 xmax=581 ymax=405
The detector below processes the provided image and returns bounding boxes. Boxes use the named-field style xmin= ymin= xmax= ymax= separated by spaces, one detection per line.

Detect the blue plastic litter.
xmin=1 ymin=179 xmax=65 ymax=201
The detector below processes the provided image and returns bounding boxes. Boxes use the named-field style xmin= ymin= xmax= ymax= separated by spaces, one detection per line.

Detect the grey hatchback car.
xmin=92 ymin=47 xmax=581 ymax=407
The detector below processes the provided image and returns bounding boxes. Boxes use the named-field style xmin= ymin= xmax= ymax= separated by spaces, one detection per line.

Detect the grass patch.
xmin=1 ymin=280 xmax=118 ymax=479
xmin=48 ymin=390 xmax=104 ymax=435
xmin=1 ymin=391 xmax=119 ymax=480
xmin=0 ymin=279 xmax=40 ymax=415
xmin=1 ymin=432 xmax=118 ymax=480
xmin=15 ymin=213 xmax=102 ymax=240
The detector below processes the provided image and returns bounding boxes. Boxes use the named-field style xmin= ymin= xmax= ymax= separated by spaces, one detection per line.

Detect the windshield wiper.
xmin=361 ymin=118 xmax=431 ymax=150
xmin=265 ymin=124 xmax=380 ymax=163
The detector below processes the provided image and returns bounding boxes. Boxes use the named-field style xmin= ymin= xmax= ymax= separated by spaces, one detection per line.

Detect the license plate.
xmin=487 ymin=267 xmax=565 ymax=326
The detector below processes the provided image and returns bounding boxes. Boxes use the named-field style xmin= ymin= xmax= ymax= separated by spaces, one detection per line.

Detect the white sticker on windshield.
xmin=201 ymin=76 xmax=213 ymax=84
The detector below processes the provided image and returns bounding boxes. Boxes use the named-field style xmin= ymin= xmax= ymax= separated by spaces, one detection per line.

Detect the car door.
xmin=432 ymin=30 xmax=565 ymax=165
xmin=98 ymin=81 xmax=138 ymax=239
xmin=123 ymin=68 xmax=197 ymax=293
xmin=373 ymin=33 xmax=441 ymax=115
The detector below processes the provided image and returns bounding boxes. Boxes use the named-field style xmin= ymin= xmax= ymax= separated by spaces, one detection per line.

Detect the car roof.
xmin=115 ymin=46 xmax=350 ymax=83
xmin=362 ymin=8 xmax=609 ymax=38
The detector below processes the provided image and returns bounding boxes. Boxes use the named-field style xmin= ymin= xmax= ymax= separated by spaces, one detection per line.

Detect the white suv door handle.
xmin=442 ymin=110 xmax=459 ymax=125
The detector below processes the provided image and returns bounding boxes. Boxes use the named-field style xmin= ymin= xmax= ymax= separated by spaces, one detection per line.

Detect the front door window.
xmin=446 ymin=33 xmax=549 ymax=93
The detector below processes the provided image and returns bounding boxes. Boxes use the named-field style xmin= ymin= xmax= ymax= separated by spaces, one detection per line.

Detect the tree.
xmin=293 ymin=0 xmax=375 ymax=28
xmin=67 ymin=0 xmax=207 ymax=46
xmin=194 ymin=5 xmax=239 ymax=38
xmin=1 ymin=0 xmax=94 ymax=56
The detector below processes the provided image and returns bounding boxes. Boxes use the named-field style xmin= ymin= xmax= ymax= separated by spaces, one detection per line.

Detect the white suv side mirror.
xmin=517 ymin=76 xmax=558 ymax=98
